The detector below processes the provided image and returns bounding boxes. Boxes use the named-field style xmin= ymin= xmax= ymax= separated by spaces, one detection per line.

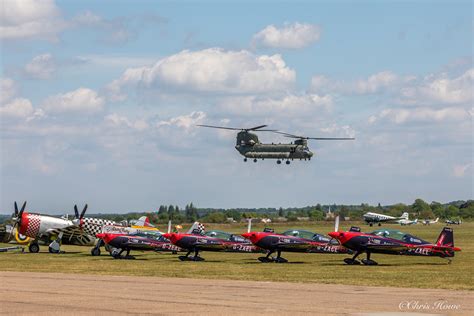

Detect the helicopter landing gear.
xmin=277 ymin=160 xmax=281 ymax=164
xmin=253 ymin=159 xmax=257 ymax=163
xmin=244 ymin=158 xmax=247 ymax=162
xmin=285 ymin=160 xmax=290 ymax=165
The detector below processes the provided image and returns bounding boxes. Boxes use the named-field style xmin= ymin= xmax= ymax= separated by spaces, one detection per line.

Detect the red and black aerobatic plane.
xmin=163 ymin=222 xmax=264 ymax=261
xmin=328 ymin=226 xmax=461 ymax=265
xmin=96 ymin=226 xmax=181 ymax=259
xmin=242 ymin=226 xmax=351 ymax=263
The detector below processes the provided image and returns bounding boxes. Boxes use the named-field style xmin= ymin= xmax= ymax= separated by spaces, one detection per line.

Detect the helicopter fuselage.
xmin=235 ymin=131 xmax=313 ymax=161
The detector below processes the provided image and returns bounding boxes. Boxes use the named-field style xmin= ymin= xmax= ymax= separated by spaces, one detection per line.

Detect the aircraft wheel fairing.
xmin=29 ymin=243 xmax=40 ymax=253
xmin=49 ymin=246 xmax=60 ymax=254
xmin=362 ymin=259 xmax=378 ymax=266
xmin=258 ymin=256 xmax=274 ymax=263
xmin=344 ymin=258 xmax=361 ymax=265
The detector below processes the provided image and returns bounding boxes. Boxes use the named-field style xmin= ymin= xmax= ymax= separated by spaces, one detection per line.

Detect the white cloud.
xmin=0 ymin=0 xmax=66 ymax=41
xmin=374 ymin=107 xmax=471 ymax=124
xmin=156 ymin=111 xmax=206 ymax=131
xmin=311 ymin=71 xmax=398 ymax=95
xmin=104 ymin=113 xmax=149 ymax=131
xmin=41 ymin=88 xmax=105 ymax=114
xmin=106 ymin=48 xmax=296 ymax=100
xmin=401 ymin=68 xmax=473 ymax=105
xmin=24 ymin=53 xmax=56 ymax=79
xmin=0 ymin=98 xmax=34 ymax=118
xmin=219 ymin=93 xmax=332 ymax=116
xmin=0 ymin=78 xmax=18 ymax=103
xmin=453 ymin=163 xmax=472 ymax=178
xmin=253 ymin=22 xmax=321 ymax=49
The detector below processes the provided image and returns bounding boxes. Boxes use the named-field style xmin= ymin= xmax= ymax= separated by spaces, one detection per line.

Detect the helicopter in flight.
xmin=197 ymin=124 xmax=354 ymax=164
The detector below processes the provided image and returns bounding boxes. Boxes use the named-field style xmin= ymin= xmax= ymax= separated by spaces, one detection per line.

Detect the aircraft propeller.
xmin=72 ymin=204 xmax=88 ymax=226
xmin=197 ymin=124 xmax=278 ymax=132
xmin=274 ymin=131 xmax=355 ymax=141
xmin=9 ymin=201 xmax=27 ymax=241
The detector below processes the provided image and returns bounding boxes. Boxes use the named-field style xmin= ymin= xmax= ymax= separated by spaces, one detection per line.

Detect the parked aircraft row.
xmin=1 ymin=202 xmax=462 ymax=265
xmin=362 ymin=211 xmax=446 ymax=227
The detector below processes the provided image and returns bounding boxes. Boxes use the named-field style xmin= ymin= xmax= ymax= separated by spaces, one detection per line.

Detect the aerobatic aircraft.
xmin=163 ymin=221 xmax=263 ymax=261
xmin=328 ymin=225 xmax=461 ymax=265
xmin=363 ymin=211 xmax=409 ymax=226
xmin=242 ymin=222 xmax=351 ymax=263
xmin=96 ymin=224 xmax=181 ymax=259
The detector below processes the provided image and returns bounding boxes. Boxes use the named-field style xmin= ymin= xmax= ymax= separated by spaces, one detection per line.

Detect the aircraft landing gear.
xmin=378 ymin=223 xmax=381 ymax=226
xmin=253 ymin=159 xmax=257 ymax=163
xmin=285 ymin=160 xmax=290 ymax=165
xmin=112 ymin=248 xmax=135 ymax=259
xmin=369 ymin=223 xmax=373 ymax=227
xmin=277 ymin=160 xmax=282 ymax=164
xmin=48 ymin=232 xmax=63 ymax=254
xmin=28 ymin=242 xmax=40 ymax=253
xmin=179 ymin=249 xmax=204 ymax=261
xmin=258 ymin=250 xmax=275 ymax=263
xmin=361 ymin=252 xmax=378 ymax=265
xmin=91 ymin=239 xmax=104 ymax=256
xmin=244 ymin=158 xmax=247 ymax=162
xmin=274 ymin=250 xmax=288 ymax=263
xmin=344 ymin=251 xmax=362 ymax=265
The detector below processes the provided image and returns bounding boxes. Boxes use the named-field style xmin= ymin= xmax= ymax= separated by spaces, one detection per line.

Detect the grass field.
xmin=1 ymin=221 xmax=472 ymax=290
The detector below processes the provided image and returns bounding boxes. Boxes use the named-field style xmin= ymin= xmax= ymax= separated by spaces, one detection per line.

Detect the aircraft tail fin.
xmin=436 ymin=227 xmax=454 ymax=247
xmin=400 ymin=212 xmax=409 ymax=220
xmin=135 ymin=216 xmax=154 ymax=227
xmin=413 ymin=219 xmax=418 ymax=224
xmin=434 ymin=218 xmax=439 ymax=223
xmin=187 ymin=222 xmax=206 ymax=235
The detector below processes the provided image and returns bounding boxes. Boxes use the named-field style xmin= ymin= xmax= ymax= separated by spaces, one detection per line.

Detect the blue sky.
xmin=1 ymin=0 xmax=472 ymax=214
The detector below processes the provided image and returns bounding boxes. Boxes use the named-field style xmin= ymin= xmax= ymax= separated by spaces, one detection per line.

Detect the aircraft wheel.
xmin=277 ymin=160 xmax=281 ymax=164
xmin=378 ymin=223 xmax=381 ymax=226
xmin=369 ymin=223 xmax=373 ymax=227
xmin=285 ymin=160 xmax=290 ymax=165
xmin=91 ymin=247 xmax=101 ymax=256
xmin=344 ymin=258 xmax=360 ymax=265
xmin=29 ymin=243 xmax=40 ymax=253
xmin=253 ymin=159 xmax=257 ymax=163
xmin=244 ymin=158 xmax=247 ymax=162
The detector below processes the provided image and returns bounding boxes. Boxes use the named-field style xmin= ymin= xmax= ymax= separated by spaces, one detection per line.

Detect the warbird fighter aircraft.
xmin=242 ymin=219 xmax=350 ymax=263
xmin=163 ymin=222 xmax=263 ymax=261
xmin=197 ymin=124 xmax=354 ymax=164
xmin=9 ymin=201 xmax=87 ymax=253
xmin=363 ymin=211 xmax=409 ymax=227
xmin=328 ymin=226 xmax=461 ymax=265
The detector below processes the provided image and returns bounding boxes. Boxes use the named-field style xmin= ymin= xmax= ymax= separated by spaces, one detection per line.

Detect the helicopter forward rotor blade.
xmin=196 ymin=124 xmax=242 ymax=131
xmin=197 ymin=124 xmax=277 ymax=132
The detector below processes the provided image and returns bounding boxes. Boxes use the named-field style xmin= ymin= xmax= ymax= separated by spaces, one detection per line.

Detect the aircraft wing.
xmin=45 ymin=226 xmax=96 ymax=245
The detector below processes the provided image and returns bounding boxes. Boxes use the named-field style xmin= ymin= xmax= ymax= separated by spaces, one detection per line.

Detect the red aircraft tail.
xmin=436 ymin=227 xmax=454 ymax=247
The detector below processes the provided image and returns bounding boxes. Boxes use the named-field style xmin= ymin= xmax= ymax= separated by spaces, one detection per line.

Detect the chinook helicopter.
xmin=197 ymin=124 xmax=354 ymax=164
